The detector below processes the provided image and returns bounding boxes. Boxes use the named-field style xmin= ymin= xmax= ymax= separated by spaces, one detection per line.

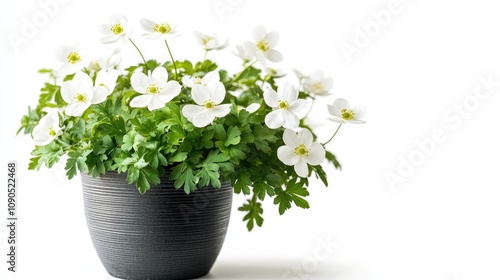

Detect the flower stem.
xmin=128 ymin=38 xmax=149 ymax=71
xmin=231 ymin=59 xmax=257 ymax=83
xmin=323 ymin=124 xmax=343 ymax=146
xmin=203 ymin=50 xmax=209 ymax=61
xmin=164 ymin=39 xmax=178 ymax=81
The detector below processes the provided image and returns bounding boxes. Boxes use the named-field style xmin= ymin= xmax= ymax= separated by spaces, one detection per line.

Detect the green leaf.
xmin=121 ymin=131 xmax=145 ymax=152
xmin=65 ymin=150 xmax=89 ymax=179
xmin=171 ymin=162 xmax=198 ymax=194
xmin=273 ymin=180 xmax=311 ymax=215
xmin=238 ymin=195 xmax=264 ymax=231
xmin=325 ymin=151 xmax=341 ymax=170
xmin=224 ymin=126 xmax=241 ymax=146
xmin=233 ymin=171 xmax=251 ymax=195
xmin=253 ymin=124 xmax=278 ymax=153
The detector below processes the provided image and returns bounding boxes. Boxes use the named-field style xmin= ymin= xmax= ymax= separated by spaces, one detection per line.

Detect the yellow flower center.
xmin=110 ymin=23 xmax=124 ymax=35
xmin=49 ymin=128 xmax=57 ymax=137
xmin=294 ymin=144 xmax=310 ymax=156
xmin=341 ymin=109 xmax=355 ymax=120
xmin=75 ymin=93 xmax=86 ymax=103
xmin=278 ymin=100 xmax=289 ymax=110
xmin=204 ymin=100 xmax=215 ymax=109
xmin=194 ymin=77 xmax=202 ymax=84
xmin=257 ymin=40 xmax=269 ymax=52
xmin=202 ymin=36 xmax=213 ymax=46
xmin=67 ymin=51 xmax=81 ymax=64
xmin=312 ymin=82 xmax=323 ymax=91
xmin=147 ymin=84 xmax=161 ymax=94
xmin=153 ymin=23 xmax=172 ymax=34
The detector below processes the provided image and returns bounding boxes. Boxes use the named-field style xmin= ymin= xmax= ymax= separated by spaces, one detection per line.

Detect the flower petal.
xmin=252 ymin=25 xmax=266 ymax=42
xmin=55 ymin=46 xmax=72 ymax=63
xmin=282 ymin=129 xmax=299 ymax=148
xmin=243 ymin=41 xmax=257 ymax=57
xmin=211 ymin=104 xmax=231 ymax=118
xmin=210 ymin=82 xmax=226 ymax=104
xmin=265 ymin=110 xmax=284 ymax=129
xmin=191 ymin=84 xmax=210 ymax=105
xmin=147 ymin=96 xmax=166 ymax=111
xmin=281 ymin=83 xmax=298 ymax=103
xmin=264 ymin=88 xmax=279 ymax=107
xmin=159 ymin=80 xmax=181 ymax=98
xmin=152 ymin=67 xmax=168 ymax=84
xmin=333 ymin=98 xmax=350 ymax=114
xmin=277 ymin=146 xmax=300 ymax=166
xmin=327 ymin=116 xmax=346 ymax=124
xmin=352 ymin=105 xmax=367 ymax=120
xmin=294 ymin=159 xmax=309 ymax=177
xmin=201 ymin=70 xmax=220 ymax=86
xmin=288 ymin=99 xmax=307 ymax=113
xmin=192 ymin=109 xmax=215 ymax=128
xmin=264 ymin=31 xmax=279 ymax=48
xmin=245 ymin=103 xmax=260 ymax=113
xmin=281 ymin=110 xmax=299 ymax=129
xmin=65 ymin=102 xmax=90 ymax=117
xmin=61 ymin=82 xmax=77 ymax=104
xmin=140 ymin=18 xmax=156 ymax=32
xmin=264 ymin=49 xmax=283 ymax=62
xmin=297 ymin=129 xmax=313 ymax=147
xmin=131 ymin=72 xmax=149 ymax=93
xmin=91 ymin=86 xmax=109 ymax=104
xmin=346 ymin=119 xmax=366 ymax=124
xmin=110 ymin=14 xmax=128 ymax=25
xmin=130 ymin=94 xmax=151 ymax=108
xmin=182 ymin=104 xmax=204 ymax=120
xmin=182 ymin=75 xmax=194 ymax=88
xmin=305 ymin=142 xmax=325 ymax=165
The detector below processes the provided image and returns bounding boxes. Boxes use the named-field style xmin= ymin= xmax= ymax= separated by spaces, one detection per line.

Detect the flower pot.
xmin=81 ymin=171 xmax=232 ymax=280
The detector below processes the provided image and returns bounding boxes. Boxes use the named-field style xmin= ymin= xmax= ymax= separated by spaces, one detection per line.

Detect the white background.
xmin=1 ymin=0 xmax=500 ymax=279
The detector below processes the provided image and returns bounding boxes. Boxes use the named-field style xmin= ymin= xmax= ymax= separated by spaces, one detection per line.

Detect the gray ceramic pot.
xmin=81 ymin=171 xmax=232 ymax=280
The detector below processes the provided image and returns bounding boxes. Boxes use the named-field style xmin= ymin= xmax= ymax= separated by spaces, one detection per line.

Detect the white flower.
xmin=61 ymin=72 xmax=109 ymax=116
xmin=233 ymin=44 xmax=252 ymax=62
xmin=327 ymin=98 xmax=367 ymax=124
xmin=99 ymin=14 xmax=131 ymax=44
xmin=194 ymin=31 xmax=228 ymax=51
xmin=182 ymin=82 xmax=231 ymax=128
xmin=181 ymin=70 xmax=219 ymax=88
xmin=94 ymin=69 xmax=119 ymax=102
xmin=140 ymin=18 xmax=181 ymax=40
xmin=293 ymin=69 xmax=308 ymax=80
xmin=265 ymin=68 xmax=285 ymax=78
xmin=244 ymin=25 xmax=283 ymax=67
xmin=303 ymin=70 xmax=333 ymax=96
xmin=263 ymin=83 xmax=307 ymax=129
xmin=130 ymin=66 xmax=182 ymax=111
xmin=55 ymin=43 xmax=86 ymax=76
xmin=32 ymin=112 xmax=61 ymax=146
xmin=88 ymin=50 xmax=122 ymax=72
xmin=277 ymin=129 xmax=325 ymax=178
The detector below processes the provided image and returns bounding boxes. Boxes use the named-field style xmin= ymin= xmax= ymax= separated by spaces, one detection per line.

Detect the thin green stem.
xmin=128 ymin=38 xmax=148 ymax=71
xmin=231 ymin=60 xmax=257 ymax=83
xmin=164 ymin=39 xmax=178 ymax=81
xmin=323 ymin=124 xmax=343 ymax=146
xmin=203 ymin=50 xmax=209 ymax=61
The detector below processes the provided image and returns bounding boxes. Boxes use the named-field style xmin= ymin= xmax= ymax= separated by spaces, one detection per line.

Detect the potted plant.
xmin=18 ymin=14 xmax=366 ymax=280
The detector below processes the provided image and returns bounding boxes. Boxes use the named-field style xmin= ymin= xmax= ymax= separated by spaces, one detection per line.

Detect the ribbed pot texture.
xmin=81 ymin=171 xmax=233 ymax=280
